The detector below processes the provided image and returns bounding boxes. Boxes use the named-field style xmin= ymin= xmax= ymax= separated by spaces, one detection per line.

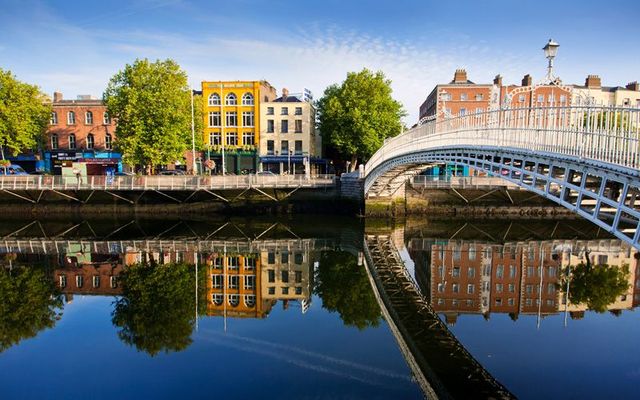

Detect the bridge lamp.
xmin=543 ymin=39 xmax=560 ymax=81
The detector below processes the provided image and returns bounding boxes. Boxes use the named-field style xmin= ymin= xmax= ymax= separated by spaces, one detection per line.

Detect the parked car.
xmin=0 ymin=164 xmax=29 ymax=175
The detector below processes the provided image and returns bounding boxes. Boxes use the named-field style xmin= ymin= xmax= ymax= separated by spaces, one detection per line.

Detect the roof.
xmin=273 ymin=95 xmax=302 ymax=103
xmin=449 ymin=79 xmax=476 ymax=84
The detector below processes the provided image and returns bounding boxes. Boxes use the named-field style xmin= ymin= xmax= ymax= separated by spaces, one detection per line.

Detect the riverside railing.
xmin=0 ymin=174 xmax=337 ymax=191
xmin=366 ymin=105 xmax=640 ymax=176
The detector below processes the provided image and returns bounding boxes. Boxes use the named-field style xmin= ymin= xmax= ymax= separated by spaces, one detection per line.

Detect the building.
xmin=572 ymin=75 xmax=640 ymax=107
xmin=44 ymin=92 xmax=121 ymax=175
xmin=258 ymin=88 xmax=323 ymax=175
xmin=260 ymin=247 xmax=313 ymax=313
xmin=201 ymin=80 xmax=276 ymax=174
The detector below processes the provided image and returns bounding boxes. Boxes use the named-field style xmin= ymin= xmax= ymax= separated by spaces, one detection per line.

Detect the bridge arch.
xmin=364 ymin=105 xmax=640 ymax=249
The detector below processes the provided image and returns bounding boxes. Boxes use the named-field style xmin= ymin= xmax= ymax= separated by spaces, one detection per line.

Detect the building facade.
xmin=572 ymin=75 xmax=640 ymax=107
xmin=201 ymin=81 xmax=276 ymax=174
xmin=258 ymin=88 xmax=323 ymax=174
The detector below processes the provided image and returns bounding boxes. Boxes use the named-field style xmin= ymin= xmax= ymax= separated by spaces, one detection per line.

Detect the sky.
xmin=1 ymin=0 xmax=639 ymax=122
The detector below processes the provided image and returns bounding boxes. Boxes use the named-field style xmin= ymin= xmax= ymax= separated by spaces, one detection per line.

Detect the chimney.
xmin=493 ymin=74 xmax=503 ymax=86
xmin=585 ymin=75 xmax=602 ymax=89
xmin=453 ymin=69 xmax=468 ymax=84
xmin=53 ymin=92 xmax=63 ymax=102
xmin=521 ymin=74 xmax=533 ymax=87
xmin=626 ymin=81 xmax=640 ymax=91
xmin=282 ymin=88 xmax=289 ymax=99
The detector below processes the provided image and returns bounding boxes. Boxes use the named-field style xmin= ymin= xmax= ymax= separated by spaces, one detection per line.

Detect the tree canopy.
xmin=0 ymin=266 xmax=63 ymax=353
xmin=316 ymin=69 xmax=405 ymax=170
xmin=314 ymin=251 xmax=381 ymax=330
xmin=112 ymin=262 xmax=206 ymax=356
xmin=104 ymin=59 xmax=192 ymax=173
xmin=0 ymin=69 xmax=51 ymax=159
xmin=561 ymin=262 xmax=630 ymax=313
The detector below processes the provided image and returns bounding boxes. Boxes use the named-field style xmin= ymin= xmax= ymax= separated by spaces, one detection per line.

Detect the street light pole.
xmin=288 ymin=150 xmax=292 ymax=175
xmin=542 ymin=38 xmax=560 ymax=82
xmin=220 ymin=83 xmax=225 ymax=176
xmin=191 ymin=87 xmax=196 ymax=175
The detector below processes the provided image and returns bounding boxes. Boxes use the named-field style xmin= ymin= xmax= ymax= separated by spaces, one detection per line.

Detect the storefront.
xmin=7 ymin=153 xmax=45 ymax=173
xmin=45 ymin=151 xmax=122 ymax=175
xmin=204 ymin=151 xmax=257 ymax=175
xmin=259 ymin=155 xmax=328 ymax=175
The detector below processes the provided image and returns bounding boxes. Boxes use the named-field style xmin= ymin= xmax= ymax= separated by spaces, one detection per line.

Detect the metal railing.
xmin=411 ymin=175 xmax=520 ymax=190
xmin=366 ymin=105 xmax=640 ymax=176
xmin=0 ymin=174 xmax=337 ymax=191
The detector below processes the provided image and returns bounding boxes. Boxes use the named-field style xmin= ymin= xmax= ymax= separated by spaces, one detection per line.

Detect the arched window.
xmin=212 ymin=294 xmax=223 ymax=305
xmin=241 ymin=92 xmax=254 ymax=105
xmin=85 ymin=111 xmax=93 ymax=124
xmin=86 ymin=134 xmax=94 ymax=149
xmin=244 ymin=295 xmax=255 ymax=308
xmin=228 ymin=294 xmax=239 ymax=307
xmin=67 ymin=111 xmax=76 ymax=125
xmin=68 ymin=134 xmax=76 ymax=149
xmin=105 ymin=134 xmax=112 ymax=150
xmin=208 ymin=93 xmax=220 ymax=106
xmin=51 ymin=134 xmax=58 ymax=150
xmin=225 ymin=93 xmax=237 ymax=105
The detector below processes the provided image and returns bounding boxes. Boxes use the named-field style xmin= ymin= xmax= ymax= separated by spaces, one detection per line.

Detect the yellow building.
xmin=201 ymin=80 xmax=276 ymax=174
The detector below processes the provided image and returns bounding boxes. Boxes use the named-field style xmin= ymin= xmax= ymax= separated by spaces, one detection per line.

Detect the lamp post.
xmin=288 ymin=150 xmax=292 ymax=175
xmin=542 ymin=38 xmax=560 ymax=81
xmin=190 ymin=87 xmax=196 ymax=175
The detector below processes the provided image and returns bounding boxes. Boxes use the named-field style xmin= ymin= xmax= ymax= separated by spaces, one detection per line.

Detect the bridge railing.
xmin=0 ymin=174 xmax=337 ymax=191
xmin=366 ymin=104 xmax=640 ymax=176
xmin=411 ymin=175 xmax=520 ymax=189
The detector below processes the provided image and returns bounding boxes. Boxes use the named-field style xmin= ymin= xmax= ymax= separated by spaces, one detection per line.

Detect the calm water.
xmin=0 ymin=217 xmax=638 ymax=399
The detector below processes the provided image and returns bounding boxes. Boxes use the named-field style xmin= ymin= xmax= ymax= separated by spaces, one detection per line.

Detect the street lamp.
xmin=542 ymin=38 xmax=560 ymax=81
xmin=288 ymin=150 xmax=292 ymax=175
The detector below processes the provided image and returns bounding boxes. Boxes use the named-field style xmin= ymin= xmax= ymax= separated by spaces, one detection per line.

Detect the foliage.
xmin=111 ymin=262 xmax=207 ymax=356
xmin=0 ymin=266 xmax=63 ymax=352
xmin=314 ymin=251 xmax=381 ymax=330
xmin=104 ymin=59 xmax=192 ymax=173
xmin=0 ymin=69 xmax=51 ymax=159
xmin=560 ymin=262 xmax=630 ymax=313
xmin=582 ymin=111 xmax=636 ymax=133
xmin=192 ymin=93 xmax=204 ymax=150
xmin=316 ymin=69 xmax=405 ymax=170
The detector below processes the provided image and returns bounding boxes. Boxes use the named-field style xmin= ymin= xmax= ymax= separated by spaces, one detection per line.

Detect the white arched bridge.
xmin=364 ymin=104 xmax=640 ymax=249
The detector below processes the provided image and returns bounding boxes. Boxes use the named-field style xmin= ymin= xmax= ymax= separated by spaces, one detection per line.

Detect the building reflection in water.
xmin=409 ymin=239 xmax=640 ymax=325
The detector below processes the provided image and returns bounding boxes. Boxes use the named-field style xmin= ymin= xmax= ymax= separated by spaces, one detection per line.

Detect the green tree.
xmin=314 ymin=251 xmax=381 ymax=329
xmin=316 ymin=69 xmax=405 ymax=171
xmin=560 ymin=261 xmax=630 ymax=313
xmin=0 ymin=69 xmax=51 ymax=160
xmin=0 ymin=266 xmax=63 ymax=352
xmin=193 ymin=93 xmax=204 ymax=150
xmin=112 ymin=262 xmax=206 ymax=356
xmin=104 ymin=59 xmax=192 ymax=173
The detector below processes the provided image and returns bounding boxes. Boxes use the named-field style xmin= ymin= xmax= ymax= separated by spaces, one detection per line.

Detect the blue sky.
xmin=1 ymin=0 xmax=639 ymax=122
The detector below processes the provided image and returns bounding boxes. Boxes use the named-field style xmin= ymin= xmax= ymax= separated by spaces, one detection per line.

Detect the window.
xmin=280 ymin=140 xmax=289 ymax=154
xmin=110 ymin=276 xmax=117 ymax=288
xmin=437 ymin=283 xmax=445 ymax=293
xmin=295 ymin=120 xmax=302 ymax=133
xmin=459 ymin=108 xmax=466 ymax=116
xmin=467 ymin=284 xmax=475 ymax=294
xmin=442 ymin=93 xmax=452 ymax=101
xmin=460 ymin=93 xmax=468 ymax=101
xmin=227 ymin=256 xmax=239 ymax=269
xmin=281 ymin=271 xmax=289 ymax=283
xmin=526 ymin=284 xmax=533 ymax=294
xmin=623 ymin=98 xmax=630 ymax=106
xmin=226 ymin=111 xmax=237 ymax=127
xmin=518 ymin=94 xmax=525 ymax=102
xmin=267 ymin=120 xmax=274 ymax=133
xmin=85 ymin=111 xmax=93 ymax=124
xmin=467 ymin=267 xmax=475 ymax=278
xmin=267 ymin=140 xmax=274 ymax=155
xmin=50 ymin=112 xmax=58 ymax=125
xmin=452 ymin=283 xmax=460 ymax=293
xmin=76 ymin=275 xmax=83 ymax=288
xmin=282 ymin=287 xmax=289 ymax=295
xmin=496 ymin=265 xmax=504 ymax=278
xmin=209 ymin=111 xmax=221 ymax=127
xmin=244 ymin=295 xmax=256 ymax=307
xmin=527 ymin=266 xmax=534 ymax=277
xmin=228 ymin=294 xmax=239 ymax=306
xmin=508 ymin=298 xmax=515 ymax=306
xmin=92 ymin=275 xmax=100 ymax=288
xmin=267 ymin=107 xmax=274 ymax=115
xmin=228 ymin=275 xmax=239 ymax=289
xmin=537 ymin=94 xmax=544 ymax=103
xmin=468 ymin=246 xmax=476 ymax=260
xmin=268 ymin=287 xmax=275 ymax=295
xmin=67 ymin=111 xmax=76 ymax=124
xmin=51 ymin=134 xmax=58 ymax=150
xmin=508 ymin=283 xmax=515 ymax=293
xmin=212 ymin=275 xmax=223 ymax=288
xmin=267 ymin=269 xmax=275 ymax=282
xmin=295 ymin=270 xmax=302 ymax=283
xmin=69 ymin=134 xmax=76 ymax=149
xmin=241 ymin=93 xmax=254 ymax=105
xmin=476 ymin=107 xmax=483 ymax=114
xmin=242 ymin=131 xmax=254 ymax=146
xmin=547 ymin=283 xmax=555 ymax=294
xmin=209 ymin=132 xmax=221 ymax=145
xmin=496 ymin=283 xmax=503 ymax=293
xmin=495 ymin=298 xmax=502 ymax=306
xmin=509 ymin=265 xmax=516 ymax=278
xmin=281 ymin=107 xmax=288 ymax=115
xmin=225 ymin=93 xmax=237 ymax=105
xmin=452 ymin=267 xmax=460 ymax=278
xmin=295 ymin=287 xmax=302 ymax=295
xmin=208 ymin=93 xmax=221 ymax=106
xmin=295 ymin=107 xmax=302 ymax=115
xmin=105 ymin=134 xmax=112 ymax=150
xmin=281 ymin=252 xmax=289 ymax=264
xmin=548 ymin=267 xmax=556 ymax=277
xmin=86 ymin=134 xmax=94 ymax=149
xmin=103 ymin=112 xmax=111 ymax=124
xmin=212 ymin=294 xmax=223 ymax=305
xmin=244 ymin=275 xmax=256 ymax=290
xmin=548 ymin=94 xmax=555 ymax=103
xmin=294 ymin=140 xmax=302 ymax=155
xmin=560 ymin=95 xmax=567 ymax=104
xmin=59 ymin=275 xmax=66 ymax=288
xmin=268 ymin=252 xmax=275 ymax=264
xmin=244 ymin=258 xmax=256 ymax=270
xmin=438 ymin=266 xmax=444 ymax=278
xmin=476 ymin=94 xmax=484 ymax=101
xmin=242 ymin=111 xmax=254 ymax=127
xmin=483 ymin=265 xmax=491 ymax=276
xmin=294 ymin=253 xmax=303 ymax=264
xmin=281 ymin=120 xmax=289 ymax=133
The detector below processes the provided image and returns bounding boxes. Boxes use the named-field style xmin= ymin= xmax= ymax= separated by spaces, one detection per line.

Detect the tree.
xmin=560 ymin=261 xmax=630 ymax=313
xmin=104 ymin=59 xmax=192 ymax=173
xmin=0 ymin=266 xmax=63 ymax=353
xmin=112 ymin=262 xmax=206 ymax=356
xmin=0 ymin=69 xmax=51 ymax=160
xmin=316 ymin=69 xmax=405 ymax=171
xmin=314 ymin=251 xmax=381 ymax=329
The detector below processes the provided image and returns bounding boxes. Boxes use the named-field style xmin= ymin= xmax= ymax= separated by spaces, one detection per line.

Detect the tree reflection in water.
xmin=314 ymin=251 xmax=381 ymax=330
xmin=561 ymin=259 xmax=630 ymax=313
xmin=112 ymin=262 xmax=206 ymax=356
xmin=0 ymin=265 xmax=63 ymax=353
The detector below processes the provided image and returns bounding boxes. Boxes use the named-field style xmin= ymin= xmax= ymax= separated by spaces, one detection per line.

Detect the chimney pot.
xmin=585 ymin=75 xmax=602 ymax=89
xmin=522 ymin=74 xmax=533 ymax=87
xmin=453 ymin=69 xmax=468 ymax=84
xmin=53 ymin=92 xmax=63 ymax=102
xmin=493 ymin=74 xmax=503 ymax=86
xmin=626 ymin=81 xmax=640 ymax=91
